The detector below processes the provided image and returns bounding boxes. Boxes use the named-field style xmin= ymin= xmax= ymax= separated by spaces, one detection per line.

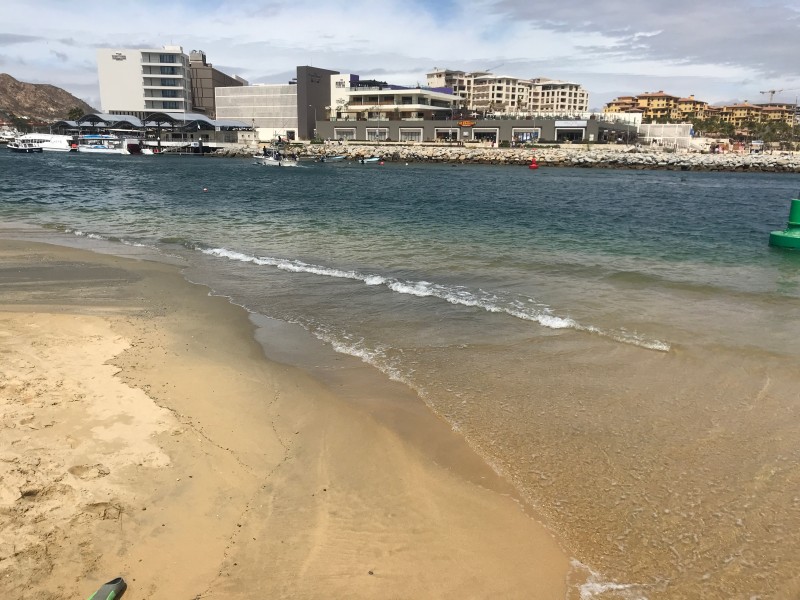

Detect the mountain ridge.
xmin=0 ymin=73 xmax=95 ymax=122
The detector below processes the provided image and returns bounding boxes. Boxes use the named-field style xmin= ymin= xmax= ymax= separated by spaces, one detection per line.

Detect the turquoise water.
xmin=3 ymin=150 xmax=800 ymax=598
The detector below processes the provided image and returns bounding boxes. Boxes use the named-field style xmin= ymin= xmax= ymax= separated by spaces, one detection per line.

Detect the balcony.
xmin=143 ymin=82 xmax=185 ymax=89
xmin=143 ymin=94 xmax=187 ymax=103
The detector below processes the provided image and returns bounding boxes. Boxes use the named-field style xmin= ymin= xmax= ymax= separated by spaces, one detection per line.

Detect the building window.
xmin=366 ymin=128 xmax=388 ymax=141
xmin=162 ymin=90 xmax=178 ymax=98
xmin=160 ymin=66 xmax=177 ymax=75
xmin=159 ymin=54 xmax=177 ymax=63
xmin=161 ymin=79 xmax=176 ymax=86
xmin=399 ymin=128 xmax=422 ymax=142
xmin=333 ymin=128 xmax=356 ymax=141
xmin=162 ymin=101 xmax=179 ymax=109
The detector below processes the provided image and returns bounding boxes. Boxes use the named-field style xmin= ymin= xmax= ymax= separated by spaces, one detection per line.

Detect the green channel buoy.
xmin=769 ymin=198 xmax=800 ymax=249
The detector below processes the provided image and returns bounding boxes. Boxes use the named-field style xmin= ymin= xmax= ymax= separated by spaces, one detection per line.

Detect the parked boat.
xmin=359 ymin=156 xmax=382 ymax=164
xmin=317 ymin=155 xmax=346 ymax=163
xmin=77 ymin=134 xmax=143 ymax=155
xmin=14 ymin=133 xmax=76 ymax=152
xmin=7 ymin=140 xmax=43 ymax=153
xmin=0 ymin=127 xmax=18 ymax=144
xmin=253 ymin=145 xmax=298 ymax=167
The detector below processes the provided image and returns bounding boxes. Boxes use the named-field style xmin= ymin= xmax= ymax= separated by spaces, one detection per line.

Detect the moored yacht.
xmin=77 ymin=134 xmax=142 ymax=154
xmin=15 ymin=133 xmax=76 ymax=152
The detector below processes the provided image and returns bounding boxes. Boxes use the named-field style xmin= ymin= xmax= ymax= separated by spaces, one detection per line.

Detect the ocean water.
xmin=3 ymin=150 xmax=800 ymax=598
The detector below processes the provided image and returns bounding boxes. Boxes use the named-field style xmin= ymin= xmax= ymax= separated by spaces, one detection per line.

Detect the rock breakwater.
xmin=211 ymin=144 xmax=800 ymax=172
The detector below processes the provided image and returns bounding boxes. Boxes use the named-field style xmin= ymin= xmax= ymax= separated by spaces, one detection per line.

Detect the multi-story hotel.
xmin=426 ymin=68 xmax=589 ymax=115
xmin=605 ymin=91 xmax=796 ymax=127
xmin=97 ymin=45 xmax=193 ymax=117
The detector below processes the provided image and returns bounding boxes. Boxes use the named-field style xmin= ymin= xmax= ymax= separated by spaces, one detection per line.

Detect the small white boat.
xmin=15 ymin=133 xmax=76 ymax=152
xmin=77 ymin=134 xmax=143 ymax=155
xmin=253 ymin=146 xmax=298 ymax=167
xmin=359 ymin=156 xmax=382 ymax=164
xmin=0 ymin=127 xmax=18 ymax=144
xmin=317 ymin=155 xmax=346 ymax=163
xmin=7 ymin=140 xmax=43 ymax=153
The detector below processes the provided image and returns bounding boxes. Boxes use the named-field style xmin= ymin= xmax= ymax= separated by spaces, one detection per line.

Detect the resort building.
xmin=188 ymin=50 xmax=247 ymax=119
xmin=634 ymin=91 xmax=680 ymax=122
xmin=426 ymin=68 xmax=589 ymax=116
xmin=605 ymin=91 xmax=797 ymax=127
xmin=720 ymin=102 xmax=764 ymax=127
xmin=675 ymin=95 xmax=709 ymax=120
xmin=215 ymin=66 xmax=337 ymax=141
xmin=759 ymin=103 xmax=797 ymax=126
xmin=326 ymin=80 xmax=461 ymax=141
xmin=97 ymin=45 xmax=193 ymax=117
xmin=96 ymin=44 xmax=245 ymax=122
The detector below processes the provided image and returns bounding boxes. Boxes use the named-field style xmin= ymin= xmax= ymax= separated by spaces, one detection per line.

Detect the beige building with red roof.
xmin=605 ymin=91 xmax=796 ymax=127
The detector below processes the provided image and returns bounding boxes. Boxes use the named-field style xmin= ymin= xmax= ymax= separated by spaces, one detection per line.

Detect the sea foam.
xmin=201 ymin=247 xmax=671 ymax=352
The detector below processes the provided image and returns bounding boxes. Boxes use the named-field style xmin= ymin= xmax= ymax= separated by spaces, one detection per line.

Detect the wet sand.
xmin=0 ymin=239 xmax=570 ymax=599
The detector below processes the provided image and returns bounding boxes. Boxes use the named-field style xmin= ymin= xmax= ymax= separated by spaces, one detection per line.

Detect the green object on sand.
xmin=87 ymin=577 xmax=127 ymax=600
xmin=769 ymin=198 xmax=800 ymax=249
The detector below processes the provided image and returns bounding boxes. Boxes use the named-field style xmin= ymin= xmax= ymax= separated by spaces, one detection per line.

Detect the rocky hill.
xmin=0 ymin=73 xmax=95 ymax=121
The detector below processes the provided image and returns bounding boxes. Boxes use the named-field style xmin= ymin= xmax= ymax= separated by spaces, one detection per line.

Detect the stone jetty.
xmin=211 ymin=143 xmax=800 ymax=172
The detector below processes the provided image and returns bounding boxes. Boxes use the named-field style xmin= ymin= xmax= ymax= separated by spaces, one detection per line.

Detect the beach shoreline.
xmin=0 ymin=237 xmax=572 ymax=599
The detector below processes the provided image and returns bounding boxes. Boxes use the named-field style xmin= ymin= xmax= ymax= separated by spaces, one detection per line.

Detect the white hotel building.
xmin=427 ymin=68 xmax=589 ymax=116
xmin=96 ymin=45 xmax=192 ymax=117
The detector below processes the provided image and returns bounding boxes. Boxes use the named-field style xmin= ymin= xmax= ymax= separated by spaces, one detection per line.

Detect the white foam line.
xmin=201 ymin=247 xmax=671 ymax=352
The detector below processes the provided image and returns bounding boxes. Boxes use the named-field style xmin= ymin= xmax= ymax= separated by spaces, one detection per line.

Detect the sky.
xmin=2 ymin=0 xmax=800 ymax=112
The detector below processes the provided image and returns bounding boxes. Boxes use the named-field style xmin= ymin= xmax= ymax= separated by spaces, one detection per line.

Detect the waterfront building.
xmin=327 ymin=82 xmax=461 ymax=142
xmin=426 ymin=68 xmax=589 ymax=116
xmin=215 ymin=66 xmax=337 ymax=141
xmin=189 ymin=50 xmax=247 ymax=119
xmin=97 ymin=45 xmax=193 ymax=117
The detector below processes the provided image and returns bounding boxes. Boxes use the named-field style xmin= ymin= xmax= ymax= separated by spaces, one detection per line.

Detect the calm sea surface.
xmin=3 ymin=150 xmax=800 ymax=598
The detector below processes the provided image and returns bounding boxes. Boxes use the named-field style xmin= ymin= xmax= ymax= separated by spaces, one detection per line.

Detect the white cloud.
xmin=2 ymin=0 xmax=800 ymax=110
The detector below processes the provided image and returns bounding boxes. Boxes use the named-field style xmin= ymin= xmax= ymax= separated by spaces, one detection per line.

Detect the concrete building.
xmin=215 ymin=66 xmax=338 ymax=141
xmin=97 ymin=45 xmax=192 ymax=117
xmin=216 ymin=83 xmax=298 ymax=140
xmin=328 ymin=84 xmax=461 ymax=142
xmin=188 ymin=50 xmax=247 ymax=118
xmin=316 ymin=116 xmax=634 ymax=145
xmin=426 ymin=68 xmax=589 ymax=115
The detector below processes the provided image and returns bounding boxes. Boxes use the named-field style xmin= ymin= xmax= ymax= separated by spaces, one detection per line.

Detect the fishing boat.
xmin=253 ymin=145 xmax=298 ymax=167
xmin=317 ymin=154 xmax=346 ymax=163
xmin=358 ymin=156 xmax=382 ymax=164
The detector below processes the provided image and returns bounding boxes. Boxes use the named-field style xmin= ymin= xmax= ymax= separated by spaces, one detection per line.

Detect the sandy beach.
xmin=0 ymin=238 xmax=570 ymax=599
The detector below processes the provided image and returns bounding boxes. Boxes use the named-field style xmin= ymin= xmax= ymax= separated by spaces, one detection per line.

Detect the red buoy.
xmin=528 ymin=157 xmax=539 ymax=170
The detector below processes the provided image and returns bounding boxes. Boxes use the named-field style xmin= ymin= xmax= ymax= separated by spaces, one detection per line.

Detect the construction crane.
xmin=759 ymin=87 xmax=800 ymax=103
xmin=760 ymin=89 xmax=784 ymax=103
xmin=483 ymin=63 xmax=504 ymax=74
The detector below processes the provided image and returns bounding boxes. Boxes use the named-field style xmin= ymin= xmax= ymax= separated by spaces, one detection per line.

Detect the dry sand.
xmin=0 ymin=239 xmax=570 ymax=599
